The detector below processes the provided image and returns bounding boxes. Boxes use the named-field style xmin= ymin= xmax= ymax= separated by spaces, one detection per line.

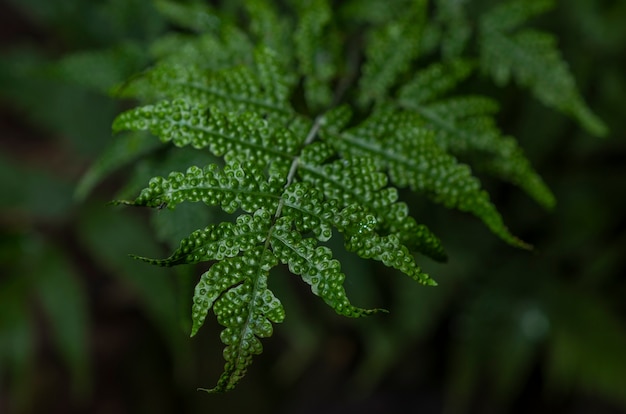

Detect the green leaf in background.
xmin=545 ymin=286 xmax=626 ymax=406
xmin=431 ymin=0 xmax=472 ymax=60
xmin=357 ymin=0 xmax=425 ymax=105
xmin=74 ymin=131 xmax=162 ymax=202
xmin=34 ymin=244 xmax=91 ymax=396
xmin=479 ymin=0 xmax=607 ymax=136
xmin=154 ymin=0 xmax=219 ymax=33
xmin=51 ymin=42 xmax=149 ymax=95
xmin=77 ymin=204 xmax=183 ymax=349
xmin=0 ymin=155 xmax=73 ymax=220
xmin=293 ymin=0 xmax=336 ymax=111
xmin=4 ymin=0 xmax=165 ymax=45
xmin=0 ymin=270 xmax=36 ymax=411
xmin=0 ymin=49 xmax=120 ymax=156
xmin=0 ymin=234 xmax=90 ymax=407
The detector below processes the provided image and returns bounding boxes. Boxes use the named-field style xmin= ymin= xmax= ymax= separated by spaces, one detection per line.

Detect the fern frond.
xmin=147 ymin=27 xmax=252 ymax=72
xmin=101 ymin=0 xmax=605 ymax=392
xmin=112 ymin=159 xmax=284 ymax=213
xmin=398 ymin=59 xmax=475 ymax=105
xmin=133 ymin=210 xmax=271 ymax=267
xmin=270 ymin=216 xmax=383 ymax=317
xmin=336 ymin=205 xmax=435 ymax=286
xmin=431 ymin=0 xmax=472 ymax=60
xmin=431 ymin=101 xmax=555 ymax=208
xmin=480 ymin=0 xmax=554 ymax=33
xmin=322 ymin=108 xmax=529 ymax=248
xmin=253 ymin=47 xmax=295 ymax=110
xmin=293 ymin=0 xmax=336 ymax=111
xmin=479 ymin=0 xmax=607 ymax=136
xmin=154 ymin=0 xmax=220 ymax=33
xmin=112 ymin=99 xmax=298 ymax=165
xmin=299 ymin=142 xmax=447 ymax=261
xmin=357 ymin=0 xmax=425 ymax=105
xmin=398 ymin=61 xmax=556 ymax=209
xmin=120 ymin=47 xmax=293 ymax=121
xmin=292 ymin=142 xmax=440 ymax=278
xmin=195 ymin=246 xmax=284 ymax=392
xmin=244 ymin=0 xmax=295 ymax=62
xmin=339 ymin=0 xmax=412 ymax=25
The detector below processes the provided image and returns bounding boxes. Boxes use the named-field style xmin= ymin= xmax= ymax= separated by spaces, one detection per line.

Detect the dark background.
xmin=1 ymin=0 xmax=625 ymax=413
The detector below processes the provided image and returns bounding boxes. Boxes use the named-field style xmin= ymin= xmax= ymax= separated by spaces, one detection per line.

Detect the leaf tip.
xmin=129 ymin=254 xmax=151 ymax=262
xmin=511 ymin=237 xmax=533 ymax=251
xmin=426 ymin=278 xmax=438 ymax=287
xmin=107 ymin=199 xmax=134 ymax=207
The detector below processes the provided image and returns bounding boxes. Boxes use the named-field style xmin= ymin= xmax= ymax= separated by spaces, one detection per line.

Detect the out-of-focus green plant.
xmin=0 ymin=0 xmax=184 ymax=411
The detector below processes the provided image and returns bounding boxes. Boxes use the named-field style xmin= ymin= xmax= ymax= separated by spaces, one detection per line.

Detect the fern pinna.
xmin=106 ymin=0 xmax=604 ymax=392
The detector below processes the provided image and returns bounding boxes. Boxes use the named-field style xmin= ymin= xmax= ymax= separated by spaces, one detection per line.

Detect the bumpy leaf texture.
xmin=104 ymin=0 xmax=603 ymax=391
xmin=398 ymin=60 xmax=556 ymax=209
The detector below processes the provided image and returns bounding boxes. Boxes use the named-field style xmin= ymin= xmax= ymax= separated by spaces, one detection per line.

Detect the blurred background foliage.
xmin=0 ymin=0 xmax=625 ymax=413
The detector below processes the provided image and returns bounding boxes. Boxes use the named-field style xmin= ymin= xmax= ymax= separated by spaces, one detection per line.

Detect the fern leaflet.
xmin=479 ymin=0 xmax=607 ymax=136
xmin=398 ymin=60 xmax=556 ymax=209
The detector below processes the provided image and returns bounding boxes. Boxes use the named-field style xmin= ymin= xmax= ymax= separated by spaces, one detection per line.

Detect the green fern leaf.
xmin=480 ymin=0 xmax=554 ymax=33
xmin=293 ymin=0 xmax=336 ymax=111
xmin=397 ymin=59 xmax=475 ymax=105
xmin=147 ymin=31 xmax=247 ymax=72
xmin=120 ymin=47 xmax=292 ymax=121
xmin=398 ymin=61 xmax=556 ymax=209
xmin=112 ymin=159 xmax=284 ymax=213
xmin=133 ymin=210 xmax=271 ymax=267
xmin=112 ymin=99 xmax=298 ymax=165
xmin=132 ymin=212 xmax=284 ymax=392
xmin=402 ymin=103 xmax=555 ymax=211
xmin=431 ymin=0 xmax=472 ymax=60
xmin=323 ymin=108 xmax=529 ymax=248
xmin=196 ymin=246 xmax=284 ymax=392
xmin=336 ymin=204 xmax=435 ymax=286
xmin=299 ymin=142 xmax=447 ymax=261
xmin=339 ymin=0 xmax=415 ymax=24
xmin=100 ymin=0 xmax=605 ymax=393
xmin=154 ymin=0 xmax=220 ymax=33
xmin=479 ymin=0 xmax=607 ymax=136
xmin=253 ymin=47 xmax=296 ymax=110
xmin=270 ymin=216 xmax=383 ymax=316
xmin=244 ymin=0 xmax=295 ymax=63
xmin=357 ymin=0 xmax=425 ymax=105
xmin=74 ymin=131 xmax=161 ymax=201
